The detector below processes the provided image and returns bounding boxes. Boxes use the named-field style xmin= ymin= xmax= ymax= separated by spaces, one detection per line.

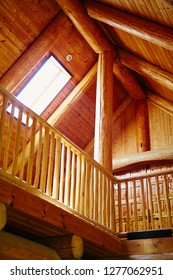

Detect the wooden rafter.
xmin=118 ymin=49 xmax=173 ymax=92
xmin=55 ymin=0 xmax=146 ymax=101
xmin=47 ymin=63 xmax=97 ymax=126
xmin=147 ymin=91 xmax=173 ymax=116
xmin=85 ymin=0 xmax=173 ymax=51
xmin=55 ymin=0 xmax=112 ymax=53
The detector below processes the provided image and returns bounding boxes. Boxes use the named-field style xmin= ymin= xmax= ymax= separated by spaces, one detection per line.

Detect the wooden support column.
xmin=135 ymin=99 xmax=150 ymax=153
xmin=94 ymin=50 xmax=113 ymax=172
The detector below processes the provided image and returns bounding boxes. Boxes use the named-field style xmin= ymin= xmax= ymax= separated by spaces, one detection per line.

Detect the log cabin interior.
xmin=0 ymin=0 xmax=173 ymax=260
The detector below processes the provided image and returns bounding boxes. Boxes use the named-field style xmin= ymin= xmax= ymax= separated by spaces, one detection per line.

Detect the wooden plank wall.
xmin=112 ymin=100 xmax=136 ymax=158
xmin=112 ymin=100 xmax=173 ymax=159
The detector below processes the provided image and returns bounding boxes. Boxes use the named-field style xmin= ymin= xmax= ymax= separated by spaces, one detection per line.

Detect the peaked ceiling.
xmin=0 ymin=0 xmax=173 ymax=155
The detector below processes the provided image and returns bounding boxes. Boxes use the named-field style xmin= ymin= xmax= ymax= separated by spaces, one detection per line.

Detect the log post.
xmin=94 ymin=50 xmax=114 ymax=172
xmin=41 ymin=234 xmax=84 ymax=260
xmin=135 ymin=99 xmax=150 ymax=152
xmin=0 ymin=203 xmax=7 ymax=230
xmin=0 ymin=231 xmax=61 ymax=260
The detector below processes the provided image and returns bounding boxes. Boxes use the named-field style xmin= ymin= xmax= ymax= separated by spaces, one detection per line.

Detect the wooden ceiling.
xmin=0 ymin=0 xmax=173 ymax=153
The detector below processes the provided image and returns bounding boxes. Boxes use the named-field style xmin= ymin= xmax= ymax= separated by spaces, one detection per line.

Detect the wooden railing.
xmin=115 ymin=169 xmax=173 ymax=232
xmin=0 ymin=86 xmax=173 ymax=235
xmin=0 ymin=86 xmax=117 ymax=233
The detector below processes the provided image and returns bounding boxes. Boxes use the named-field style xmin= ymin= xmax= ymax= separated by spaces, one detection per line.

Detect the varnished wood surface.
xmin=0 ymin=0 xmax=173 ymax=260
xmin=0 ymin=176 xmax=121 ymax=259
xmin=0 ymin=0 xmax=173 ymax=157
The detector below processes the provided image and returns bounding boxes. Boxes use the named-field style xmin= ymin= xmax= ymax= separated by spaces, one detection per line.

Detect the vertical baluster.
xmin=12 ymin=106 xmax=23 ymax=176
xmin=70 ymin=150 xmax=76 ymax=208
xmin=102 ymin=174 xmax=107 ymax=227
xmin=59 ymin=142 xmax=65 ymax=202
xmin=75 ymin=153 xmax=81 ymax=211
xmin=93 ymin=167 xmax=98 ymax=222
xmin=64 ymin=145 xmax=71 ymax=206
xmin=110 ymin=180 xmax=116 ymax=231
xmin=99 ymin=170 xmax=104 ymax=225
xmin=101 ymin=172 xmax=105 ymax=226
xmin=46 ymin=131 xmax=55 ymax=196
xmin=33 ymin=123 xmax=43 ymax=189
xmin=89 ymin=165 xmax=94 ymax=219
xmin=155 ymin=175 xmax=163 ymax=228
xmin=163 ymin=174 xmax=172 ymax=227
xmin=40 ymin=127 xmax=49 ymax=192
xmin=3 ymin=102 xmax=15 ymax=170
xmin=133 ymin=179 xmax=138 ymax=231
xmin=114 ymin=182 xmax=117 ymax=232
xmin=26 ymin=117 xmax=37 ymax=185
xmin=19 ymin=113 xmax=30 ymax=181
xmin=79 ymin=156 xmax=85 ymax=214
xmin=0 ymin=96 xmax=8 ymax=160
xmin=107 ymin=178 xmax=111 ymax=229
xmin=97 ymin=170 xmax=101 ymax=224
xmin=140 ymin=178 xmax=147 ymax=230
xmin=144 ymin=177 xmax=150 ymax=230
xmin=84 ymin=160 xmax=90 ymax=218
xmin=52 ymin=137 xmax=61 ymax=199
xmin=147 ymin=177 xmax=155 ymax=229
xmin=125 ymin=181 xmax=130 ymax=232
xmin=118 ymin=182 xmax=122 ymax=232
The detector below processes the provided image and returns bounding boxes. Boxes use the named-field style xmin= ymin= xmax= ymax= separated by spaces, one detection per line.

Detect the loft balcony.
xmin=0 ymin=86 xmax=173 ymax=260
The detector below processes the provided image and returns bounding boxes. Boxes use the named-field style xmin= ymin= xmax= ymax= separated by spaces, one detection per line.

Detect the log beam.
xmin=55 ymin=0 xmax=112 ymax=53
xmin=118 ymin=49 xmax=173 ymax=92
xmin=85 ymin=0 xmax=173 ymax=51
xmin=135 ymin=99 xmax=150 ymax=152
xmin=147 ymin=91 xmax=173 ymax=117
xmin=48 ymin=62 xmax=97 ymax=126
xmin=0 ymin=203 xmax=7 ymax=230
xmin=0 ymin=231 xmax=61 ymax=260
xmin=41 ymin=234 xmax=83 ymax=260
xmin=112 ymin=148 xmax=173 ymax=172
xmin=94 ymin=50 xmax=113 ymax=172
xmin=113 ymin=58 xmax=145 ymax=100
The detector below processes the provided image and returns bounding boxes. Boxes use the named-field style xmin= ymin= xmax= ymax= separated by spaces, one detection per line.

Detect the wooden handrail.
xmin=1 ymin=85 xmax=173 ymax=234
xmin=0 ymin=85 xmax=117 ymax=233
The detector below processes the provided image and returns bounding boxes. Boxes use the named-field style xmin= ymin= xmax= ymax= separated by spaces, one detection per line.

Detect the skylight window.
xmin=8 ymin=55 xmax=71 ymax=123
